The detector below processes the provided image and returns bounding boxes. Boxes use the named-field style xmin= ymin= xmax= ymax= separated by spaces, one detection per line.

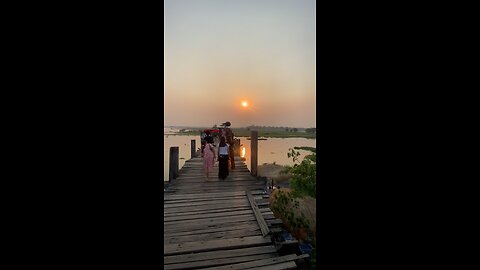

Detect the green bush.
xmin=269 ymin=147 xmax=316 ymax=241
xmin=270 ymin=190 xmax=310 ymax=231
xmin=282 ymin=148 xmax=316 ymax=198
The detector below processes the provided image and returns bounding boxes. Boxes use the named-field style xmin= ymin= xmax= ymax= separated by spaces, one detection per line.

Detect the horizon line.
xmin=164 ymin=125 xmax=316 ymax=129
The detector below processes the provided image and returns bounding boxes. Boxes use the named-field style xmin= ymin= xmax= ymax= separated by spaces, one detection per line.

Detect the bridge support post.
xmin=169 ymin=146 xmax=179 ymax=181
xmin=251 ymin=131 xmax=258 ymax=176
xmin=234 ymin=138 xmax=240 ymax=155
xmin=191 ymin=139 xmax=196 ymax=158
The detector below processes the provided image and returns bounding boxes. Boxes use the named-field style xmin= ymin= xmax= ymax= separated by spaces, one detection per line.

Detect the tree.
xmin=293 ymin=128 xmax=298 ymax=132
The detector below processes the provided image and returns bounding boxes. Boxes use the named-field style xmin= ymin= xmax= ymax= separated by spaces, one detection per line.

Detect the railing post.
xmin=191 ymin=139 xmax=196 ymax=158
xmin=251 ymin=131 xmax=258 ymax=176
xmin=169 ymin=146 xmax=179 ymax=181
xmin=234 ymin=138 xmax=240 ymax=155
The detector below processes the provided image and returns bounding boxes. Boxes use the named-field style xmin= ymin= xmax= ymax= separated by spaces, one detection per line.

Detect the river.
xmin=164 ymin=128 xmax=316 ymax=182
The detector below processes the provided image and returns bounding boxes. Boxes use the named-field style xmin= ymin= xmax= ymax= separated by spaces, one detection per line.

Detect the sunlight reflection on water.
xmin=164 ymin=135 xmax=315 ymax=182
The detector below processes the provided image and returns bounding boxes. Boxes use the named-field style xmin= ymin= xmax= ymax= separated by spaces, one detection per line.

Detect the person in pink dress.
xmin=202 ymin=136 xmax=216 ymax=180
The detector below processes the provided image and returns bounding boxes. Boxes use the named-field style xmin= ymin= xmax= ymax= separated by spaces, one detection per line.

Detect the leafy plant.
xmin=269 ymin=146 xmax=317 ymax=266
xmin=270 ymin=190 xmax=311 ymax=232
xmin=282 ymin=148 xmax=316 ymax=198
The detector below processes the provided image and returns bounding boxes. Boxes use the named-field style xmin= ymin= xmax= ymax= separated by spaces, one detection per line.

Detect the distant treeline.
xmin=172 ymin=125 xmax=316 ymax=133
xmin=240 ymin=125 xmax=316 ymax=133
xmin=172 ymin=125 xmax=316 ymax=138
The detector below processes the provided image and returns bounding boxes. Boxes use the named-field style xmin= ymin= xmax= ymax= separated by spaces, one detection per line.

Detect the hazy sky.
xmin=164 ymin=0 xmax=316 ymax=128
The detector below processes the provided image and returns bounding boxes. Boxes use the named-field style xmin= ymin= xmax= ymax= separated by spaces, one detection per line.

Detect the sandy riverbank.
xmin=257 ymin=163 xmax=292 ymax=188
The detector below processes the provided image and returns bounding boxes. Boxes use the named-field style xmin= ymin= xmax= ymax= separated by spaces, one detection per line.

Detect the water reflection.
xmin=164 ymin=135 xmax=316 ymax=181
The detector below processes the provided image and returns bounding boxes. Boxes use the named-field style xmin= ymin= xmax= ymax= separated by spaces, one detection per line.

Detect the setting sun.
xmin=241 ymin=101 xmax=248 ymax=107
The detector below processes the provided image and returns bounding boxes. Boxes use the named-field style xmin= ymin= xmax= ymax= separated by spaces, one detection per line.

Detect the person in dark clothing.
xmin=223 ymin=122 xmax=235 ymax=169
xmin=218 ymin=136 xmax=230 ymax=179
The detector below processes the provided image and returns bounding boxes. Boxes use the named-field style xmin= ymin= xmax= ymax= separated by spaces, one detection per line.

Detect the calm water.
xmin=164 ymin=129 xmax=316 ymax=181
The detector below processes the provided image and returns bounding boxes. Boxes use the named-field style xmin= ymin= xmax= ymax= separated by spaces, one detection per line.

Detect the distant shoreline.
xmin=164 ymin=127 xmax=317 ymax=139
xmin=165 ymin=130 xmax=316 ymax=139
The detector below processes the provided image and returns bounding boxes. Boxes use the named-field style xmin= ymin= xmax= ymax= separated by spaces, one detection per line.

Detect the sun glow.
xmin=241 ymin=101 xmax=248 ymax=107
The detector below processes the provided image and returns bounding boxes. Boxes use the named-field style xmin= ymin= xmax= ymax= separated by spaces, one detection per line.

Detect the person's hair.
xmin=205 ymin=131 xmax=211 ymax=135
xmin=219 ymin=136 xmax=226 ymax=147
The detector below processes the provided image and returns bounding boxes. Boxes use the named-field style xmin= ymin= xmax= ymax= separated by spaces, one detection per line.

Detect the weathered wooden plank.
xmin=171 ymin=175 xmax=258 ymax=180
xmin=249 ymin=261 xmax=298 ymax=270
xmin=164 ymin=196 xmax=247 ymax=205
xmin=163 ymin=198 xmax=249 ymax=209
xmin=169 ymin=187 xmax=265 ymax=192
xmin=171 ymin=182 xmax=263 ymax=187
xmin=247 ymin=191 xmax=271 ymax=237
xmin=164 ymin=253 xmax=277 ymax=270
xmin=170 ymin=176 xmax=260 ymax=181
xmin=170 ymin=178 xmax=262 ymax=183
xmin=256 ymin=198 xmax=270 ymax=204
xmin=164 ymin=213 xmax=255 ymax=227
xmin=164 ymin=190 xmax=246 ymax=197
xmin=177 ymin=169 xmax=249 ymax=173
xmin=180 ymin=158 xmax=244 ymax=164
xmin=164 ymin=209 xmax=253 ymax=222
xmin=163 ymin=197 xmax=249 ymax=210
xmin=164 ymin=235 xmax=272 ymax=255
xmin=170 ymin=180 xmax=264 ymax=186
xmin=164 ymin=206 xmax=252 ymax=217
xmin=169 ymin=181 xmax=263 ymax=186
xmin=164 ymin=191 xmax=246 ymax=200
xmin=176 ymin=171 xmax=253 ymax=175
xmin=164 ymin=222 xmax=259 ymax=237
xmin=176 ymin=167 xmax=250 ymax=171
xmin=164 ymin=245 xmax=277 ymax=265
xmin=164 ymin=219 xmax=258 ymax=233
xmin=178 ymin=165 xmax=245 ymax=168
xmin=178 ymin=168 xmax=255 ymax=172
xmin=164 ymin=201 xmax=251 ymax=213
xmin=177 ymin=169 xmax=250 ymax=173
xmin=164 ymin=220 xmax=256 ymax=233
xmin=165 ymin=209 xmax=252 ymax=218
xmin=171 ymin=184 xmax=257 ymax=190
xmin=164 ymin=228 xmax=262 ymax=244
xmin=257 ymin=201 xmax=270 ymax=206
xmin=200 ymin=253 xmax=301 ymax=270
xmin=169 ymin=191 xmax=263 ymax=196
xmin=165 ymin=194 xmax=248 ymax=201
xmin=262 ymin=213 xmax=276 ymax=220
xmin=167 ymin=183 xmax=265 ymax=190
xmin=179 ymin=172 xmax=257 ymax=176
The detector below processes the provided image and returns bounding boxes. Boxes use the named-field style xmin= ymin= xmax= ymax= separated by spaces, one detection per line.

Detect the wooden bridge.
xmin=164 ymin=134 xmax=308 ymax=269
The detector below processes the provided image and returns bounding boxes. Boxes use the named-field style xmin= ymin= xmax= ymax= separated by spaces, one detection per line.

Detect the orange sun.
xmin=241 ymin=101 xmax=248 ymax=107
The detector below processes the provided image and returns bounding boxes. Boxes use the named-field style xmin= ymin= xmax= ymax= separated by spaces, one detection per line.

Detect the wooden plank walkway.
xmin=164 ymin=154 xmax=306 ymax=269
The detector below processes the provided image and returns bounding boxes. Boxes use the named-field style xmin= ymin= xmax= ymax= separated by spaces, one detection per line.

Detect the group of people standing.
xmin=201 ymin=121 xmax=235 ymax=180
